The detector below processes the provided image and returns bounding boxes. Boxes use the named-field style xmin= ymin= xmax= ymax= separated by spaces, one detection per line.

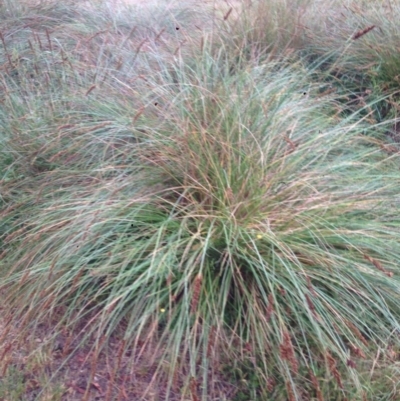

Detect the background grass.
xmin=2 ymin=0 xmax=400 ymax=400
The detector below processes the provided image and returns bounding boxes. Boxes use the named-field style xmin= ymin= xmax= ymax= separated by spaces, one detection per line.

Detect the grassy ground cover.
xmin=2 ymin=0 xmax=400 ymax=400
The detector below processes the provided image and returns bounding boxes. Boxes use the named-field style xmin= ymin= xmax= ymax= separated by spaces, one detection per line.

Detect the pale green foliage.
xmin=2 ymin=1 xmax=400 ymax=400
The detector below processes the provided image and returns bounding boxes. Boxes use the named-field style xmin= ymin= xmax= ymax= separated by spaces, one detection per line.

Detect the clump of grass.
xmin=302 ymin=0 xmax=400 ymax=119
xmin=3 ymin=29 xmax=400 ymax=400
xmin=2 ymin=1 xmax=400 ymax=400
xmin=214 ymin=0 xmax=311 ymax=66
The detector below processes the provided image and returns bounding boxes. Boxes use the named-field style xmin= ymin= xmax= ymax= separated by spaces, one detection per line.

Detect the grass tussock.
xmin=2 ymin=0 xmax=400 ymax=400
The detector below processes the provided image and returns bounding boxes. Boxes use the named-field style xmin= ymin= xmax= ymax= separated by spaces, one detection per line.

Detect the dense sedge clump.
xmin=2 ymin=1 xmax=400 ymax=400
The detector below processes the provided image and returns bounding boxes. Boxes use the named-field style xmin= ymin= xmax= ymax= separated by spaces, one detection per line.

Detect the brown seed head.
xmin=352 ymin=25 xmax=376 ymax=40
xmin=190 ymin=273 xmax=203 ymax=314
xmin=280 ymin=330 xmax=298 ymax=374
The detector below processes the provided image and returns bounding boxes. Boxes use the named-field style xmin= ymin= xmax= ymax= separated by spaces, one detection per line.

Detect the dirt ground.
xmin=0 ymin=309 xmax=236 ymax=400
